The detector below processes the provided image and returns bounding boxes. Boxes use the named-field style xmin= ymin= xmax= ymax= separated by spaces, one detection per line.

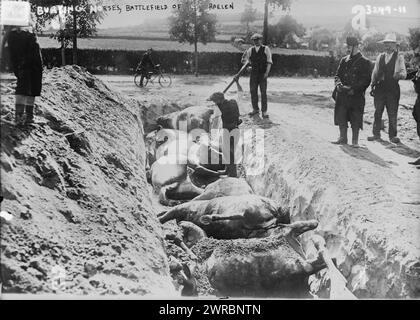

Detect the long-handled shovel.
xmin=312 ymin=235 xmax=357 ymax=299
xmin=222 ymin=62 xmax=249 ymax=94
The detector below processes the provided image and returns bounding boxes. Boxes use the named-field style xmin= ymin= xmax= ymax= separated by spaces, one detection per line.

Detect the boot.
xmin=15 ymin=104 xmax=25 ymax=125
xmin=367 ymin=134 xmax=381 ymax=141
xmin=24 ymin=105 xmax=34 ymax=124
xmin=332 ymin=126 xmax=348 ymax=145
xmin=351 ymin=127 xmax=360 ymax=148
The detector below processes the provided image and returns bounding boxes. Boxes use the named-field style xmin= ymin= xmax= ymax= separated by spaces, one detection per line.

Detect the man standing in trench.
xmin=241 ymin=33 xmax=272 ymax=119
xmin=332 ymin=36 xmax=372 ymax=147
xmin=207 ymin=92 xmax=242 ymax=177
xmin=368 ymin=33 xmax=407 ymax=143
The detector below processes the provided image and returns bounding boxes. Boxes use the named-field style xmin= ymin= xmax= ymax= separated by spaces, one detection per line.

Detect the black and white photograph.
xmin=0 ymin=0 xmax=419 ymax=306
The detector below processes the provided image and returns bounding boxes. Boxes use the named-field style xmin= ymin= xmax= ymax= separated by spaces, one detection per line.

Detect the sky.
xmin=37 ymin=0 xmax=420 ymax=33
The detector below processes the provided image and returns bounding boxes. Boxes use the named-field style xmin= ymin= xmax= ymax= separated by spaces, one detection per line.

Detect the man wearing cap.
xmin=332 ymin=36 xmax=372 ymax=147
xmin=368 ymin=33 xmax=407 ymax=143
xmin=207 ymin=92 xmax=242 ymax=177
xmin=241 ymin=33 xmax=273 ymax=119
xmin=136 ymin=48 xmax=155 ymax=87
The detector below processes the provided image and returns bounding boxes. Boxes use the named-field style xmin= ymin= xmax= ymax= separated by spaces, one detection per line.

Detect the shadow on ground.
xmin=340 ymin=144 xmax=392 ymax=168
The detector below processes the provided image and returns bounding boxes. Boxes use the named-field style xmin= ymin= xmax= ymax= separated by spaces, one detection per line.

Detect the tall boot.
xmin=15 ymin=104 xmax=25 ymax=125
xmin=332 ymin=126 xmax=348 ymax=145
xmin=25 ymin=105 xmax=34 ymax=124
xmin=351 ymin=127 xmax=360 ymax=148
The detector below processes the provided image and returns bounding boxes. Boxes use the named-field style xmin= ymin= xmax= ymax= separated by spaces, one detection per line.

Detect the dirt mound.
xmin=0 ymin=66 xmax=176 ymax=296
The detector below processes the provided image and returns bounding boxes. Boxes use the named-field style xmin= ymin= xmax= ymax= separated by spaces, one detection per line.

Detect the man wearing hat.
xmin=368 ymin=33 xmax=407 ymax=143
xmin=332 ymin=36 xmax=372 ymax=147
xmin=241 ymin=33 xmax=273 ymax=118
xmin=207 ymin=92 xmax=242 ymax=177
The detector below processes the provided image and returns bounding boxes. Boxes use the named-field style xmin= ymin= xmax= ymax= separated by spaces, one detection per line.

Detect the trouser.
xmin=338 ymin=125 xmax=359 ymax=144
xmin=222 ymin=128 xmax=240 ymax=177
xmin=413 ymin=97 xmax=420 ymax=138
xmin=373 ymin=92 xmax=400 ymax=138
xmin=15 ymin=95 xmax=35 ymax=124
xmin=250 ymin=73 xmax=267 ymax=112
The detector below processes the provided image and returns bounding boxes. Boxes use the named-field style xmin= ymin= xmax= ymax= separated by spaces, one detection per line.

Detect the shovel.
xmin=312 ymin=235 xmax=357 ymax=299
xmin=222 ymin=62 xmax=249 ymax=94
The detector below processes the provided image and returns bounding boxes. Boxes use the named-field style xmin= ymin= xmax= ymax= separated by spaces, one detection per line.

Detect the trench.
xmin=139 ymin=103 xmax=328 ymax=298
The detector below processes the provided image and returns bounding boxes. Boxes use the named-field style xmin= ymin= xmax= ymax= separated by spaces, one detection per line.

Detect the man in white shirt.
xmin=241 ymin=33 xmax=273 ymax=119
xmin=368 ymin=33 xmax=407 ymax=143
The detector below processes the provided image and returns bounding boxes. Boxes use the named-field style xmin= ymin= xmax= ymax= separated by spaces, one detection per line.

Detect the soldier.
xmin=368 ymin=33 xmax=407 ymax=143
xmin=332 ymin=36 xmax=372 ymax=147
xmin=3 ymin=17 xmax=43 ymax=125
xmin=241 ymin=33 xmax=273 ymax=119
xmin=207 ymin=92 xmax=242 ymax=177
xmin=407 ymin=47 xmax=420 ymax=166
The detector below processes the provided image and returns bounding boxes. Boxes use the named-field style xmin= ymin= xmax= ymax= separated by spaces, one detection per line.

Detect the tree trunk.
xmin=194 ymin=42 xmax=198 ymax=77
xmin=263 ymin=0 xmax=268 ymax=45
xmin=194 ymin=0 xmax=198 ymax=77
xmin=61 ymin=39 xmax=66 ymax=66
xmin=72 ymin=2 xmax=77 ymax=65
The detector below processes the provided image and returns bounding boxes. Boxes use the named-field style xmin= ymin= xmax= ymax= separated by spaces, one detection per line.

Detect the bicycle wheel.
xmin=159 ymin=73 xmax=172 ymax=87
xmin=134 ymin=74 xmax=149 ymax=87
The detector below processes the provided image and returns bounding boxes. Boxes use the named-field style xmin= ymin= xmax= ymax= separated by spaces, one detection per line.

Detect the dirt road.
xmin=100 ymin=74 xmax=420 ymax=298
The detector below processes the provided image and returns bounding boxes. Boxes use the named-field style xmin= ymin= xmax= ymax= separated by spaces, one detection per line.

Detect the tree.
xmin=33 ymin=0 xmax=103 ymax=65
xmin=241 ymin=0 xmax=257 ymax=34
xmin=309 ymin=28 xmax=335 ymax=51
xmin=262 ymin=0 xmax=292 ymax=45
xmin=169 ymin=0 xmax=217 ymax=76
xmin=267 ymin=15 xmax=305 ymax=47
xmin=408 ymin=28 xmax=420 ymax=50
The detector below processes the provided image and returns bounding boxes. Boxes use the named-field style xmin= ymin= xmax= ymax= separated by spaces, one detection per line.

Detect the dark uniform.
xmin=407 ymin=69 xmax=420 ymax=138
xmin=334 ymin=52 xmax=372 ymax=131
xmin=7 ymin=28 xmax=43 ymax=124
xmin=8 ymin=28 xmax=43 ymax=96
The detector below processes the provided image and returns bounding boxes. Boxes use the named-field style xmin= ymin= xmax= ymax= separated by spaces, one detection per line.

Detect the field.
xmin=37 ymin=36 xmax=329 ymax=56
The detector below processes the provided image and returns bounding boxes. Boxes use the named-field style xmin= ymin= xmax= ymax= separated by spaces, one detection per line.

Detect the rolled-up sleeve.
xmin=265 ymin=46 xmax=273 ymax=64
xmin=242 ymin=48 xmax=251 ymax=64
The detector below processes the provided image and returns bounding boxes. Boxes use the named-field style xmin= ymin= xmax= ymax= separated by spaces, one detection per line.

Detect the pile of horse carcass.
xmin=144 ymin=105 xmax=327 ymax=298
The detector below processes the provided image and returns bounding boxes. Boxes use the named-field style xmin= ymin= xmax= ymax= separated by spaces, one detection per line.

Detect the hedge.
xmin=1 ymin=48 xmax=339 ymax=76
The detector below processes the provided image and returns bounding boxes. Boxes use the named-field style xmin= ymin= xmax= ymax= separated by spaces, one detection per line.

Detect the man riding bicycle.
xmin=136 ymin=48 xmax=157 ymax=87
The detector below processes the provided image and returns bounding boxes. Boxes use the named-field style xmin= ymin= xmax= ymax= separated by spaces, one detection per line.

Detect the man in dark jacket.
xmin=137 ymin=48 xmax=155 ymax=87
xmin=407 ymin=49 xmax=420 ymax=166
xmin=5 ymin=25 xmax=43 ymax=125
xmin=207 ymin=92 xmax=242 ymax=177
xmin=332 ymin=36 xmax=372 ymax=147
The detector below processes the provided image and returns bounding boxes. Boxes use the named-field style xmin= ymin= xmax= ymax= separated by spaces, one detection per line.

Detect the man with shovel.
xmin=207 ymin=92 xmax=242 ymax=177
xmin=241 ymin=33 xmax=273 ymax=119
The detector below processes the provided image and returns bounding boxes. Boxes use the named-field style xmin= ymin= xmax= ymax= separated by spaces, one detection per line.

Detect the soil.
xmin=0 ymin=66 xmax=176 ymax=296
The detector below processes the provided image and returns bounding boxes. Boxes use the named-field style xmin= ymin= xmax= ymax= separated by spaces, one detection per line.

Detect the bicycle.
xmin=134 ymin=64 xmax=172 ymax=88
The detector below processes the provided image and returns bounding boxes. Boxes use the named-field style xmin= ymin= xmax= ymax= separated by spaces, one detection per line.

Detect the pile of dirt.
xmin=0 ymin=66 xmax=176 ymax=296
